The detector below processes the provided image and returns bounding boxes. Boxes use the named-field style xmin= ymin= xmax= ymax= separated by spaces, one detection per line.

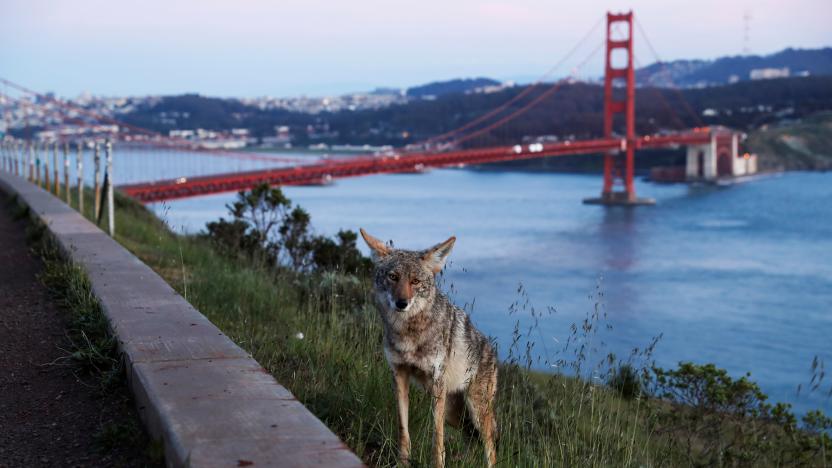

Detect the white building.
xmin=750 ymin=67 xmax=790 ymax=80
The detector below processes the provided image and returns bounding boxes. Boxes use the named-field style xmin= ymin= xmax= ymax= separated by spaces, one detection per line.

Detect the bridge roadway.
xmin=120 ymin=131 xmax=720 ymax=203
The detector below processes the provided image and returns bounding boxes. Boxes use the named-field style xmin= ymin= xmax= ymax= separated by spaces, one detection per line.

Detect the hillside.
xmin=405 ymin=77 xmax=501 ymax=98
xmin=636 ymin=47 xmax=832 ymax=87
xmin=747 ymin=112 xmax=832 ymax=171
xmin=121 ymin=75 xmax=832 ymax=152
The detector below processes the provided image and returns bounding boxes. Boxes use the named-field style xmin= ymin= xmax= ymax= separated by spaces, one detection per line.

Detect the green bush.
xmin=609 ymin=364 xmax=645 ymax=400
xmin=650 ymin=362 xmax=831 ymax=466
xmin=202 ymin=184 xmax=370 ymax=275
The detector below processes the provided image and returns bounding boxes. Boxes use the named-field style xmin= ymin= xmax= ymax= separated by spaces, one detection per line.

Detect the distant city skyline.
xmin=2 ymin=0 xmax=830 ymax=98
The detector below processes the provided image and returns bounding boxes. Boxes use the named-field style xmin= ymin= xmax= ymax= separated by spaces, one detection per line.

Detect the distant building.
xmin=750 ymin=67 xmax=790 ymax=80
xmin=170 ymin=129 xmax=195 ymax=139
xmin=261 ymin=126 xmax=292 ymax=147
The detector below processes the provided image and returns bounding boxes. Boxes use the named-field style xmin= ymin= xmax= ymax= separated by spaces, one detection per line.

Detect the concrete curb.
xmin=0 ymin=172 xmax=364 ymax=468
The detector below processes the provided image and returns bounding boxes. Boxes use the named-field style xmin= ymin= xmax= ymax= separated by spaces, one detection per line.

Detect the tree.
xmin=203 ymin=183 xmax=371 ymax=275
xmin=279 ymin=206 xmax=313 ymax=270
xmin=228 ymin=183 xmax=290 ymax=243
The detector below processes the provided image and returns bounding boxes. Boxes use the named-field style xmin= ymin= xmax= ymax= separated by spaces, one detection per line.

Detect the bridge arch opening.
xmin=610 ymin=48 xmax=630 ymax=70
xmin=717 ymin=150 xmax=732 ymax=177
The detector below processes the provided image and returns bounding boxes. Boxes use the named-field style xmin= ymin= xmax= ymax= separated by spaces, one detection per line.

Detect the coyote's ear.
xmin=422 ymin=236 xmax=456 ymax=274
xmin=360 ymin=228 xmax=391 ymax=260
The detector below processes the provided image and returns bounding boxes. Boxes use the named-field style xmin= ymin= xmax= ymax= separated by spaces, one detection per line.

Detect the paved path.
xmin=0 ymin=192 xmax=157 ymax=467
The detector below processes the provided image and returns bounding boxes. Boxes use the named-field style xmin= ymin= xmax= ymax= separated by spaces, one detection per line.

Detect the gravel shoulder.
xmin=0 ymin=192 xmax=160 ymax=468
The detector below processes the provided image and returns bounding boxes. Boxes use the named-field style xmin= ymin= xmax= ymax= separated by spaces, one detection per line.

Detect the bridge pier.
xmin=583 ymin=189 xmax=656 ymax=206
xmin=685 ymin=132 xmax=749 ymax=181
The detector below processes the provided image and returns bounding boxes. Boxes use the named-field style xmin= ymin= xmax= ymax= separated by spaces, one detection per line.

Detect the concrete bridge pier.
xmin=685 ymin=133 xmax=741 ymax=181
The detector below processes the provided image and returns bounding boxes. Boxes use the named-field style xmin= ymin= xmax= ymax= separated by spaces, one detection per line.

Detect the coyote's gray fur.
xmin=360 ymin=229 xmax=498 ymax=468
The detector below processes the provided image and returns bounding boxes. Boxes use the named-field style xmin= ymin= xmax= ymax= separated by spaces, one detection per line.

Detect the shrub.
xmin=652 ymin=362 xmax=768 ymax=416
xmin=650 ymin=362 xmax=831 ymax=466
xmin=202 ymin=184 xmax=370 ymax=275
xmin=609 ymin=364 xmax=645 ymax=400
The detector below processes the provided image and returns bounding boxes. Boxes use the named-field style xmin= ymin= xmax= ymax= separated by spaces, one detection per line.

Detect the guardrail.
xmin=1 ymin=138 xmax=115 ymax=236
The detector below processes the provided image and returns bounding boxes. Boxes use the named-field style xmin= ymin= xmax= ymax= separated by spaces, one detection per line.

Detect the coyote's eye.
xmin=410 ymin=278 xmax=420 ymax=286
xmin=388 ymin=272 xmax=399 ymax=282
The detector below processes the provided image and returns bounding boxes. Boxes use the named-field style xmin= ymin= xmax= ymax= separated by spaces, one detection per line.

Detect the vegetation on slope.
xmin=747 ymin=111 xmax=832 ymax=171
xmin=57 ymin=185 xmax=832 ymax=466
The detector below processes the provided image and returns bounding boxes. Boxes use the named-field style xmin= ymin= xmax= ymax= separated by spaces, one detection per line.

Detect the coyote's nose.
xmin=395 ymin=300 xmax=409 ymax=310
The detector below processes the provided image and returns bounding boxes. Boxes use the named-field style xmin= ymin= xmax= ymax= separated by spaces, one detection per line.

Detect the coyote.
xmin=360 ymin=229 xmax=498 ymax=467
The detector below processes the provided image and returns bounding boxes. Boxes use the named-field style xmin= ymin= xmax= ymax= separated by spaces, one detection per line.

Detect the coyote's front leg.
xmin=431 ymin=379 xmax=447 ymax=468
xmin=393 ymin=366 xmax=411 ymax=464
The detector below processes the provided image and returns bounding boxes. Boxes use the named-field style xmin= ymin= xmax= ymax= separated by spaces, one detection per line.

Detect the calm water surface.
xmin=137 ymin=151 xmax=831 ymax=415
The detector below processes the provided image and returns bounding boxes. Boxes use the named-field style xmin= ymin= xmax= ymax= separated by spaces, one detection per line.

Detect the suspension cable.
xmin=630 ymin=56 xmax=688 ymax=129
xmin=633 ymin=18 xmax=705 ymax=127
xmin=446 ymin=40 xmax=605 ymax=147
xmin=417 ymin=15 xmax=605 ymax=147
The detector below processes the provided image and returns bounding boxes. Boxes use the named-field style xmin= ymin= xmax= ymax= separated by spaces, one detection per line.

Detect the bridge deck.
xmin=120 ymin=132 xmax=720 ymax=203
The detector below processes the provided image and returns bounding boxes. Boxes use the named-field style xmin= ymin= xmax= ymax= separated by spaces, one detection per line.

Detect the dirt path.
xmin=0 ymin=193 xmax=158 ymax=468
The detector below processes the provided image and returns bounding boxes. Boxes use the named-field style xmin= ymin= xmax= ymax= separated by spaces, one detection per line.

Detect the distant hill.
xmin=406 ymin=77 xmax=501 ymax=98
xmin=636 ymin=47 xmax=832 ymax=88
xmin=747 ymin=111 xmax=832 ymax=171
xmin=119 ymin=76 xmax=832 ymax=154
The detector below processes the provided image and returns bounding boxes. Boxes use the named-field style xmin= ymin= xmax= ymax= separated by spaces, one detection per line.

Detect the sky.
xmin=1 ymin=0 xmax=830 ymax=98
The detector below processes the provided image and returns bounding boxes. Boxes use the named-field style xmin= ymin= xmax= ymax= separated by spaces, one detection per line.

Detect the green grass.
xmin=40 ymin=187 xmax=830 ymax=467
xmin=84 ymin=193 xmax=671 ymax=466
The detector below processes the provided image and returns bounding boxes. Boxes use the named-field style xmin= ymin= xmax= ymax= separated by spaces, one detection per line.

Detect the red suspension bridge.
xmin=1 ymin=11 xmax=746 ymax=206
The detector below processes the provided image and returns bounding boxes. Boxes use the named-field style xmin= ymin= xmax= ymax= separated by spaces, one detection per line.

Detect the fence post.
xmin=106 ymin=139 xmax=114 ymax=237
xmin=35 ymin=141 xmax=42 ymax=187
xmin=63 ymin=142 xmax=71 ymax=204
xmin=53 ymin=141 xmax=59 ymax=195
xmin=76 ymin=141 xmax=84 ymax=215
xmin=28 ymin=141 xmax=34 ymax=182
xmin=44 ymin=141 xmax=51 ymax=189
xmin=16 ymin=141 xmax=22 ymax=176
xmin=94 ymin=141 xmax=101 ymax=218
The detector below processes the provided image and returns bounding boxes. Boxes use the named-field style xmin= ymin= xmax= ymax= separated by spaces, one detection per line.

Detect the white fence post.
xmin=77 ymin=141 xmax=84 ymax=214
xmin=106 ymin=139 xmax=114 ymax=237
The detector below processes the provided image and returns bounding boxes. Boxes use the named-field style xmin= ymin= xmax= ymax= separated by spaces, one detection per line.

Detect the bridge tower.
xmin=584 ymin=11 xmax=654 ymax=206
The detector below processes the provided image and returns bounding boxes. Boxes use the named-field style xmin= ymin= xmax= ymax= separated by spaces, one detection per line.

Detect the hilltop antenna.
xmin=743 ymin=9 xmax=752 ymax=55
